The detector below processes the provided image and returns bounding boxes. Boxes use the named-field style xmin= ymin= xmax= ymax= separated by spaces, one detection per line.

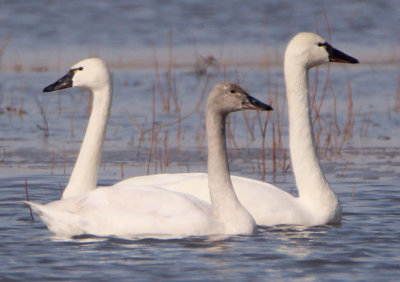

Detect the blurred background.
xmin=0 ymin=0 xmax=398 ymax=70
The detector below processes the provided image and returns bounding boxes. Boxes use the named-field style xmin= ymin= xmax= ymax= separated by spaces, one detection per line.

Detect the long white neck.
xmin=62 ymin=83 xmax=112 ymax=199
xmin=284 ymin=58 xmax=339 ymax=211
xmin=206 ymin=108 xmax=255 ymax=234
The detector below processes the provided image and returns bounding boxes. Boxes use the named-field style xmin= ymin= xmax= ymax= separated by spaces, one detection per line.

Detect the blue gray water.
xmin=1 ymin=1 xmax=400 ymax=281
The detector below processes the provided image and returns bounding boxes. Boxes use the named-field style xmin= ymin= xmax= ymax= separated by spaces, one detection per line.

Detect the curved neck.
xmin=206 ymin=108 xmax=254 ymax=232
xmin=207 ymin=111 xmax=237 ymax=206
xmin=62 ymin=83 xmax=112 ymax=198
xmin=284 ymin=60 xmax=332 ymax=200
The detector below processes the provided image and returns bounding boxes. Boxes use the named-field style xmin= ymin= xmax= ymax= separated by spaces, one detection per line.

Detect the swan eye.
xmin=72 ymin=67 xmax=84 ymax=73
xmin=230 ymin=90 xmax=236 ymax=94
xmin=317 ymin=42 xmax=328 ymax=48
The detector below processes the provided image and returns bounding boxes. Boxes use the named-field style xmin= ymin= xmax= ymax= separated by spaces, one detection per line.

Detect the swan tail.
xmin=23 ymin=201 xmax=46 ymax=216
xmin=22 ymin=201 xmax=84 ymax=237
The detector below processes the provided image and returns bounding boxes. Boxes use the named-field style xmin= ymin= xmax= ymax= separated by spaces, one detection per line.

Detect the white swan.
xmin=25 ymin=77 xmax=273 ymax=238
xmin=43 ymin=58 xmax=112 ymax=199
xmin=115 ymin=32 xmax=359 ymax=226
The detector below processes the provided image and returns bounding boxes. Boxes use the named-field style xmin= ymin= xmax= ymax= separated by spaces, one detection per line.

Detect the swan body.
xmin=115 ymin=32 xmax=359 ymax=226
xmin=26 ymin=185 xmax=218 ymax=238
xmin=26 ymin=76 xmax=272 ymax=238
xmin=115 ymin=173 xmax=312 ymax=225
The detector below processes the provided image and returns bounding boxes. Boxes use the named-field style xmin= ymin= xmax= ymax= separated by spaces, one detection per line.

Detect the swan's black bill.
xmin=322 ymin=42 xmax=359 ymax=64
xmin=43 ymin=69 xmax=76 ymax=92
xmin=242 ymin=95 xmax=273 ymax=111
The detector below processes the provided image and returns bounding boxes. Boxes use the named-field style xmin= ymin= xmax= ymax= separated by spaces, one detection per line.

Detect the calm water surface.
xmin=1 ymin=1 xmax=400 ymax=281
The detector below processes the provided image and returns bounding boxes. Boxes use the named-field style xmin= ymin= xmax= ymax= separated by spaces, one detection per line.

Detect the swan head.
xmin=43 ymin=58 xmax=111 ymax=92
xmin=207 ymin=82 xmax=273 ymax=115
xmin=284 ymin=32 xmax=359 ymax=69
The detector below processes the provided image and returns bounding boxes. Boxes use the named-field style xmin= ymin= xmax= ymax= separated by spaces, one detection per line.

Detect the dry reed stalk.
xmin=63 ymin=145 xmax=67 ymax=176
xmin=345 ymin=80 xmax=354 ymax=135
xmin=337 ymin=80 xmax=354 ymax=154
xmin=24 ymin=179 xmax=34 ymax=221
xmin=282 ymin=148 xmax=290 ymax=173
xmin=70 ymin=92 xmax=85 ymax=139
xmin=176 ymin=104 xmax=182 ymax=153
xmin=315 ymin=124 xmax=323 ymax=152
xmin=322 ymin=121 xmax=333 ymax=159
xmin=154 ymin=143 xmax=159 ymax=174
xmin=311 ymin=9 xmax=332 ymax=152
xmin=271 ymin=121 xmax=277 ymax=175
xmin=394 ymin=75 xmax=400 ymax=113
xmin=256 ymin=160 xmax=261 ymax=178
xmin=262 ymin=111 xmax=272 ymax=180
xmin=266 ymin=55 xmax=272 ymax=102
xmin=332 ymin=88 xmax=341 ymax=135
xmin=271 ymin=84 xmax=289 ymax=175
xmin=112 ymin=117 xmax=121 ymax=138
xmin=59 ymin=182 xmax=63 ymax=197
xmin=136 ymin=120 xmax=147 ymax=157
xmin=120 ymin=163 xmax=124 ymax=179
xmin=152 ymin=44 xmax=166 ymax=110
xmin=57 ymin=47 xmax=62 ymax=115
xmin=127 ymin=113 xmax=147 ymax=154
xmin=314 ymin=65 xmax=331 ymax=131
xmin=142 ymin=75 xmax=209 ymax=136
xmin=359 ymin=112 xmax=366 ymax=138
xmin=6 ymin=90 xmax=15 ymax=123
xmin=165 ymin=30 xmax=181 ymax=114
xmin=341 ymin=160 xmax=350 ymax=177
xmin=274 ymin=83 xmax=285 ymax=149
xmin=322 ymin=5 xmax=332 ymax=42
xmin=320 ymin=82 xmax=340 ymax=156
xmin=35 ymin=95 xmax=49 ymax=137
xmin=156 ymin=148 xmax=161 ymax=173
xmin=253 ymin=80 xmax=274 ymax=180
xmin=16 ymin=87 xmax=26 ymax=117
xmin=165 ymin=31 xmax=174 ymax=113
xmin=241 ymin=111 xmax=255 ymax=141
xmin=171 ymin=66 xmax=180 ymax=114
xmin=359 ymin=108 xmax=372 ymax=138
xmin=310 ymin=67 xmax=324 ymax=150
xmin=146 ymin=85 xmax=156 ymax=175
xmin=155 ymin=133 xmax=162 ymax=174
xmin=163 ymin=130 xmax=170 ymax=169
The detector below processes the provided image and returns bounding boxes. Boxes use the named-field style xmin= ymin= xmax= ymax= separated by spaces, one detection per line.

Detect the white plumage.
xmin=114 ymin=32 xmax=359 ymax=226
xmin=26 ymin=64 xmax=272 ymax=238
